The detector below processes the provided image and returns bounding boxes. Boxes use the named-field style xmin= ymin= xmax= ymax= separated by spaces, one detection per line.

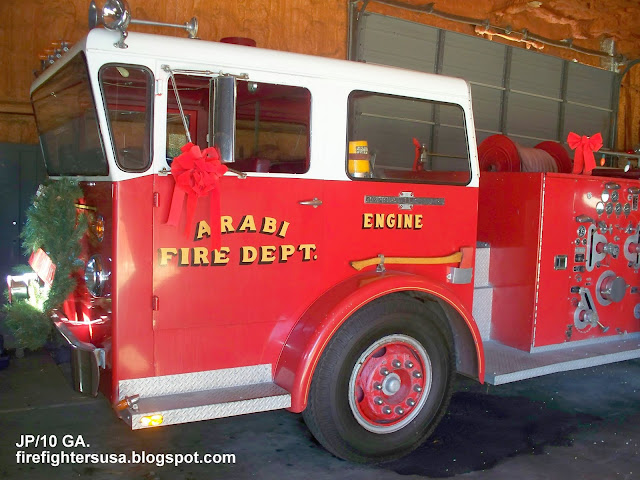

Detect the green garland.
xmin=3 ymin=301 xmax=50 ymax=351
xmin=22 ymin=178 xmax=88 ymax=312
xmin=3 ymin=178 xmax=88 ymax=350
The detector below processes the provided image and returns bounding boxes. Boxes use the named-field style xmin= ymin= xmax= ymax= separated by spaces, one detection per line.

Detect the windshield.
xmin=31 ymin=53 xmax=108 ymax=176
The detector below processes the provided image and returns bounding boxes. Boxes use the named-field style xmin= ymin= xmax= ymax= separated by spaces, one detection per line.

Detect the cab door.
xmin=324 ymin=90 xmax=478 ymax=310
xmin=152 ymin=75 xmax=325 ymax=376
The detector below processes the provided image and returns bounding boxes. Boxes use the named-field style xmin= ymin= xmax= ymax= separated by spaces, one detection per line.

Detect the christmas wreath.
xmin=4 ymin=178 xmax=88 ymax=350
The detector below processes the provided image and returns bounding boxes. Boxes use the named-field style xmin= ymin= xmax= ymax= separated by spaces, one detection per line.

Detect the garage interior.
xmin=4 ymin=0 xmax=640 ymax=277
xmin=1 ymin=0 xmax=640 ymax=478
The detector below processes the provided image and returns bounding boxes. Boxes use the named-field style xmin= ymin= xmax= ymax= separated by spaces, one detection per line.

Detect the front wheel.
xmin=303 ymin=294 xmax=454 ymax=463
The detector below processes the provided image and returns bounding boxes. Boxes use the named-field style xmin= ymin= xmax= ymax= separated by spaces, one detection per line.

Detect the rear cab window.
xmin=347 ymin=91 xmax=470 ymax=185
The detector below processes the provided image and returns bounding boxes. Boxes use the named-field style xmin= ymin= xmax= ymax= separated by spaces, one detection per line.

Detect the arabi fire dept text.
xmin=157 ymin=216 xmax=318 ymax=266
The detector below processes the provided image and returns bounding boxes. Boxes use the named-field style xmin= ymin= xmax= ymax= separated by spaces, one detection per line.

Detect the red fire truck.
xmin=25 ymin=0 xmax=640 ymax=463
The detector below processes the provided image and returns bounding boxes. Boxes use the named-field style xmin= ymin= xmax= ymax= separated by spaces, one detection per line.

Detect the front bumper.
xmin=53 ymin=317 xmax=105 ymax=396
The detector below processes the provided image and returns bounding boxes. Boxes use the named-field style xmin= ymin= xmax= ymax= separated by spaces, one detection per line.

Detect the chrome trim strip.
xmin=364 ymin=194 xmax=445 ymax=208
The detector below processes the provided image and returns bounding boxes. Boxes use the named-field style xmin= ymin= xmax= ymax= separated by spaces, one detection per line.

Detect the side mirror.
xmin=212 ymin=76 xmax=237 ymax=163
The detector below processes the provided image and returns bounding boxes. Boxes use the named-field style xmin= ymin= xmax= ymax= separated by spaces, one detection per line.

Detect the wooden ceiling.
xmin=365 ymin=0 xmax=640 ymax=64
xmin=2 ymin=0 xmax=640 ymax=146
xmin=491 ymin=0 xmax=640 ymax=54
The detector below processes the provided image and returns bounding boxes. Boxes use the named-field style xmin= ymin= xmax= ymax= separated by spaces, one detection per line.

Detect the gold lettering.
xmin=375 ymin=213 xmax=385 ymax=229
xmin=238 ymin=215 xmax=257 ymax=233
xmin=221 ymin=216 xmax=235 ymax=234
xmin=192 ymin=247 xmax=209 ymax=266
xmin=158 ymin=248 xmax=178 ymax=266
xmin=195 ymin=220 xmax=211 ymax=240
xmin=211 ymin=247 xmax=230 ymax=266
xmin=179 ymin=247 xmax=190 ymax=266
xmin=415 ymin=214 xmax=423 ymax=229
xmin=386 ymin=215 xmax=396 ymax=228
xmin=363 ymin=213 xmax=373 ymax=229
xmin=260 ymin=217 xmax=277 ymax=235
xmin=276 ymin=221 xmax=290 ymax=238
xmin=279 ymin=245 xmax=295 ymax=262
xmin=260 ymin=245 xmax=277 ymax=264
xmin=240 ymin=246 xmax=258 ymax=265
xmin=298 ymin=243 xmax=317 ymax=261
xmin=403 ymin=214 xmax=413 ymax=229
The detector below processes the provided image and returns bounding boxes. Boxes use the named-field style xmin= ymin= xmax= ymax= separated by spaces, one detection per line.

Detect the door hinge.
xmin=153 ymin=192 xmax=159 ymax=207
xmin=152 ymin=296 xmax=159 ymax=311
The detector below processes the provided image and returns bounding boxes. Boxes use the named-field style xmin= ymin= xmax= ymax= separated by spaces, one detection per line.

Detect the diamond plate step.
xmin=124 ymin=382 xmax=291 ymax=429
xmin=484 ymin=335 xmax=640 ymax=385
xmin=473 ymin=245 xmax=493 ymax=340
xmin=119 ymin=364 xmax=274 ymax=399
xmin=474 ymin=246 xmax=491 ymax=288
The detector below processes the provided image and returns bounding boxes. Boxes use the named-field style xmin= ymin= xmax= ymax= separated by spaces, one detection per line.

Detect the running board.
xmin=123 ymin=383 xmax=291 ymax=429
xmin=484 ymin=336 xmax=640 ymax=385
xmin=117 ymin=364 xmax=291 ymax=429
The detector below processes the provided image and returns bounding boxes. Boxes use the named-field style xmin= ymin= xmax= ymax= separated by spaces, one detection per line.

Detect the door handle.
xmin=299 ymin=198 xmax=323 ymax=208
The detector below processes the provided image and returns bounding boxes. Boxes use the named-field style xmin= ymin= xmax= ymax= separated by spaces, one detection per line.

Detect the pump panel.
xmin=479 ymin=172 xmax=640 ymax=351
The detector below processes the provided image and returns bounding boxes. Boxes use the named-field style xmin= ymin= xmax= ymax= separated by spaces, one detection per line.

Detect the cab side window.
xmin=165 ymin=76 xmax=310 ymax=175
xmin=347 ymin=91 xmax=470 ymax=184
xmin=231 ymin=81 xmax=310 ymax=174
xmin=166 ymin=75 xmax=209 ymax=162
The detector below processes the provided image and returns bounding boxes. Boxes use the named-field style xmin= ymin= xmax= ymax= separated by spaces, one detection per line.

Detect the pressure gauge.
xmin=601 ymin=190 xmax=610 ymax=202
xmin=612 ymin=190 xmax=619 ymax=202
xmin=577 ymin=225 xmax=587 ymax=237
xmin=615 ymin=203 xmax=622 ymax=215
xmin=624 ymin=203 xmax=631 ymax=216
xmin=596 ymin=202 xmax=605 ymax=215
xmin=606 ymin=202 xmax=614 ymax=215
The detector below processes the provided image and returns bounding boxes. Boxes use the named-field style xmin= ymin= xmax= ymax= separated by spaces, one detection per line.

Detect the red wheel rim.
xmin=349 ymin=334 xmax=431 ymax=433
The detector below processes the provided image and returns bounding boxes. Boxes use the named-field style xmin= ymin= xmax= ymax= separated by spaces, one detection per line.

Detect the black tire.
xmin=302 ymin=294 xmax=454 ymax=463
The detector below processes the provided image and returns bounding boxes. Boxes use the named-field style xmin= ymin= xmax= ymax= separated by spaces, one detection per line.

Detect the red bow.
xmin=165 ymin=143 xmax=228 ymax=246
xmin=568 ymin=132 xmax=602 ymax=175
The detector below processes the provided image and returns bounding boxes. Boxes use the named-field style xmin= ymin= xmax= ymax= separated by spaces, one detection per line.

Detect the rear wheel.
xmin=303 ymin=294 xmax=454 ymax=463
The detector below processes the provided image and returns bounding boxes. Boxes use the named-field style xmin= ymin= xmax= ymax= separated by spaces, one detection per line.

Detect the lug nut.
xmin=405 ymin=361 xmax=414 ymax=368
xmin=413 ymin=371 xmax=422 ymax=378
xmin=407 ymin=398 xmax=416 ymax=407
xmin=374 ymin=382 xmax=382 ymax=390
xmin=414 ymin=385 xmax=422 ymax=393
xmin=374 ymin=396 xmax=384 ymax=405
xmin=392 ymin=359 xmax=401 ymax=368
xmin=382 ymin=406 xmax=392 ymax=415
xmin=395 ymin=407 xmax=404 ymax=415
xmin=380 ymin=367 xmax=390 ymax=376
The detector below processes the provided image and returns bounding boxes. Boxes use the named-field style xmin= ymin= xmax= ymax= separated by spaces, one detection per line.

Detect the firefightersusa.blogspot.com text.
xmin=16 ymin=450 xmax=236 ymax=467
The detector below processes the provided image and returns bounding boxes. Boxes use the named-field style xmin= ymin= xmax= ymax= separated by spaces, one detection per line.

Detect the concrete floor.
xmin=0 ymin=349 xmax=638 ymax=480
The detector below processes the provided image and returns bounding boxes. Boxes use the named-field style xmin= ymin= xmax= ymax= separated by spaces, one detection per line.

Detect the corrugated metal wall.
xmin=355 ymin=13 xmax=618 ymax=149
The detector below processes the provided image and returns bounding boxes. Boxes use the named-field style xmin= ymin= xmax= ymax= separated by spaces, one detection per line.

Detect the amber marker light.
xmin=116 ymin=394 xmax=140 ymax=411
xmin=92 ymin=214 xmax=105 ymax=242
xmin=140 ymin=414 xmax=164 ymax=427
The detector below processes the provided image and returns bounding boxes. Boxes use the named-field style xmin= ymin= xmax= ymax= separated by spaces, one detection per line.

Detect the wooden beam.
xmin=0 ymin=102 xmax=33 ymax=115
